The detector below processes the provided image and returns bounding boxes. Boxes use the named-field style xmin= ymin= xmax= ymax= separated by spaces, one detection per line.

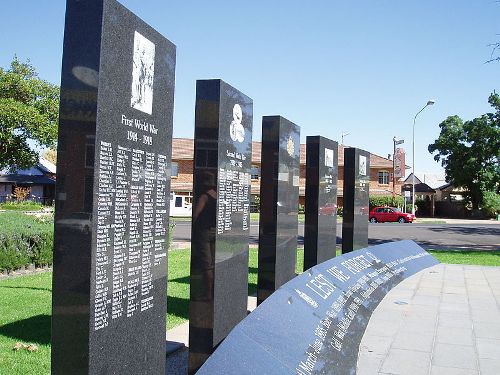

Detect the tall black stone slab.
xmin=197 ymin=240 xmax=440 ymax=375
xmin=189 ymin=79 xmax=253 ymax=373
xmin=258 ymin=116 xmax=300 ymax=305
xmin=342 ymin=148 xmax=370 ymax=253
xmin=51 ymin=1 xmax=176 ymax=374
xmin=304 ymin=136 xmax=339 ymax=270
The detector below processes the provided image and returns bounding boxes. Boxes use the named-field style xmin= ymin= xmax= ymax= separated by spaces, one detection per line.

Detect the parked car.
xmin=369 ymin=206 xmax=415 ymax=223
xmin=56 ymin=212 xmax=92 ymax=233
xmin=319 ymin=203 xmax=337 ymax=216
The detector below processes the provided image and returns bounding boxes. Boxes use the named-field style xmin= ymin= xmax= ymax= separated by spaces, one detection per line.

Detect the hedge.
xmin=0 ymin=213 xmax=177 ymax=273
xmin=369 ymin=195 xmax=405 ymax=210
xmin=0 ymin=213 xmax=54 ymax=273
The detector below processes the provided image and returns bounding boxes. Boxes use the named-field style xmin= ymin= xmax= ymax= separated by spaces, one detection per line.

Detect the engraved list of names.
xmin=94 ymin=140 xmax=168 ymax=331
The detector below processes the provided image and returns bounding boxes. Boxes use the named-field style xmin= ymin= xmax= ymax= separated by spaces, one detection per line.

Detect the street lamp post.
xmin=412 ymin=100 xmax=435 ymax=216
xmin=341 ymin=131 xmax=350 ymax=144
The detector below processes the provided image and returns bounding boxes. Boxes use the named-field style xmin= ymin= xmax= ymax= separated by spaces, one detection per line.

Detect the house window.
xmin=378 ymin=171 xmax=389 ymax=185
xmin=171 ymin=162 xmax=178 ymax=178
xmin=251 ymin=165 xmax=260 ymax=180
xmin=175 ymin=196 xmax=182 ymax=207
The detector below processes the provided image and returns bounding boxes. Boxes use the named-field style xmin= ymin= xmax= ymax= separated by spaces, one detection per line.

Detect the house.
xmin=0 ymin=158 xmax=56 ymax=205
xmin=435 ymin=182 xmax=469 ymax=218
xmin=171 ymin=138 xmax=404 ymax=208
xmin=402 ymin=172 xmax=447 ymax=217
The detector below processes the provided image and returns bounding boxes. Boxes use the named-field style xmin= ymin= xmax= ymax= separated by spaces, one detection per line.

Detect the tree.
xmin=428 ymin=93 xmax=500 ymax=209
xmin=0 ymin=57 xmax=59 ymax=171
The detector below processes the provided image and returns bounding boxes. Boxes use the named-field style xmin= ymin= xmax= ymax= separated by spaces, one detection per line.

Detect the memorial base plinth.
xmin=166 ymin=341 xmax=188 ymax=375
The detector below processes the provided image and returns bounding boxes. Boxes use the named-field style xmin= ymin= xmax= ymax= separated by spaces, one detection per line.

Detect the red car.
xmin=369 ymin=206 xmax=415 ymax=223
xmin=319 ymin=203 xmax=337 ymax=216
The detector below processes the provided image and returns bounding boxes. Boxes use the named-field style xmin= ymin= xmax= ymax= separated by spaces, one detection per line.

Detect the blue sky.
xmin=1 ymin=1 xmax=498 ymax=175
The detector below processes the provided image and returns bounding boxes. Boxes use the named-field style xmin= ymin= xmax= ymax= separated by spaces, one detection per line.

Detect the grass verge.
xmin=428 ymin=250 xmax=500 ymax=266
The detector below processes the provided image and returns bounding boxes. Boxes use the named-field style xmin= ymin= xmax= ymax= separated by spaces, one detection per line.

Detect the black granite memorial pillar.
xmin=257 ymin=116 xmax=300 ymax=305
xmin=188 ymin=79 xmax=253 ymax=374
xmin=304 ymin=136 xmax=339 ymax=270
xmin=342 ymin=148 xmax=370 ymax=253
xmin=51 ymin=1 xmax=176 ymax=374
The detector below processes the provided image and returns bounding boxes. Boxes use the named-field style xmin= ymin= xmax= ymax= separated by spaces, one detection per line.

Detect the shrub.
xmin=0 ymin=200 xmax=44 ymax=211
xmin=369 ymin=195 xmax=404 ymax=209
xmin=482 ymin=191 xmax=500 ymax=218
xmin=0 ymin=212 xmax=54 ymax=272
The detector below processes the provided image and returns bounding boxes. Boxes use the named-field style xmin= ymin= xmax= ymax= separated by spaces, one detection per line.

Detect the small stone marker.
xmin=189 ymin=79 xmax=253 ymax=374
xmin=197 ymin=240 xmax=440 ymax=374
xmin=304 ymin=136 xmax=339 ymax=270
xmin=258 ymin=116 xmax=301 ymax=305
xmin=51 ymin=1 xmax=176 ymax=373
xmin=342 ymin=147 xmax=370 ymax=253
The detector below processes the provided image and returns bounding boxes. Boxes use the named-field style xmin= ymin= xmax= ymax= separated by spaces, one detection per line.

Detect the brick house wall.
xmin=171 ymin=138 xmax=405 ymax=207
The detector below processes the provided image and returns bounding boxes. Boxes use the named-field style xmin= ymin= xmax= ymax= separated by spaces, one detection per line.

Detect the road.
xmin=172 ymin=221 xmax=500 ymax=251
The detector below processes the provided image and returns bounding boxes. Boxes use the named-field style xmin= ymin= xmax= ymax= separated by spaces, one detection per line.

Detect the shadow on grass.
xmin=167 ymin=295 xmax=189 ymax=321
xmin=170 ymin=276 xmax=190 ymax=284
xmin=0 ymin=314 xmax=51 ymax=345
xmin=248 ymin=282 xmax=257 ymax=296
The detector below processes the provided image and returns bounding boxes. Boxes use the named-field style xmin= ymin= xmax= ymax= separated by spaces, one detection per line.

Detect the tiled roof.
xmin=404 ymin=172 xmax=446 ymax=189
xmin=0 ymin=174 xmax=55 ymax=185
xmin=173 ymin=138 xmax=393 ymax=168
xmin=172 ymin=138 xmax=195 ymax=160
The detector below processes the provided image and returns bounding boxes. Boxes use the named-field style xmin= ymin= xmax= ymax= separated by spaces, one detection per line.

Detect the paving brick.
xmin=476 ymin=338 xmax=500 ymax=359
xmin=443 ymin=286 xmax=467 ymax=295
xmin=432 ymin=343 xmax=477 ymax=370
xmin=471 ymin=308 xmax=500 ymax=323
xmin=392 ymin=331 xmax=434 ymax=352
xmin=430 ymin=366 xmax=478 ymax=375
xmin=436 ymin=326 xmax=474 ymax=346
xmin=441 ymin=293 xmax=468 ymax=305
xmin=412 ymin=295 xmax=441 ymax=306
xmin=358 ymin=335 xmax=394 ymax=356
xmin=414 ymin=287 xmax=441 ymax=297
xmin=438 ymin=312 xmax=473 ymax=329
xmin=380 ymin=349 xmax=430 ymax=375
xmin=364 ymin=319 xmax=400 ymax=337
xmin=440 ymin=302 xmax=471 ymax=314
xmin=399 ymin=317 xmax=436 ymax=333
xmin=356 ymin=352 xmax=383 ymax=375
xmin=479 ymin=358 xmax=500 ymax=375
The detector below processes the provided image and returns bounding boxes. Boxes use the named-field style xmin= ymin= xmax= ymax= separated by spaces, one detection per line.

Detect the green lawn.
xmin=0 ymin=272 xmax=52 ymax=374
xmin=429 ymin=250 xmax=500 ymax=266
xmin=0 ymin=247 xmax=498 ymax=374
